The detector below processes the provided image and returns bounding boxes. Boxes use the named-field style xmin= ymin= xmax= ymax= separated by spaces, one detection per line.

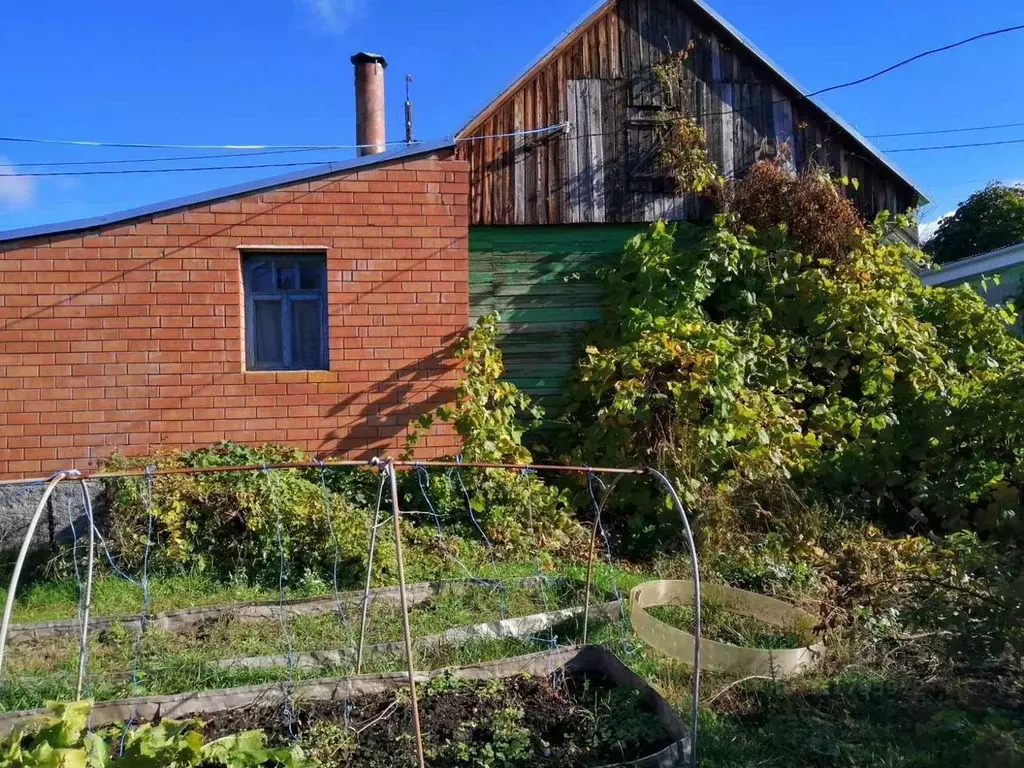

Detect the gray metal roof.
xmin=919 ymin=241 xmax=1024 ymax=286
xmin=457 ymin=0 xmax=929 ymax=204
xmin=0 ymin=138 xmax=454 ymax=245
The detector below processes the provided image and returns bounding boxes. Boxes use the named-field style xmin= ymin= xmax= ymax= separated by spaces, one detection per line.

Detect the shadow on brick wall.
xmin=317 ymin=332 xmax=461 ymax=460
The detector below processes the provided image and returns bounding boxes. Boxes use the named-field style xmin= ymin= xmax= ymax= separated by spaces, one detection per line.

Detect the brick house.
xmin=0 ymin=139 xmax=468 ymax=477
xmin=1 ymin=0 xmax=934 ymax=478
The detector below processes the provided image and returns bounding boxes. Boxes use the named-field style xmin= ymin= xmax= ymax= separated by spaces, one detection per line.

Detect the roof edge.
xmin=455 ymin=0 xmax=928 ymax=205
xmin=682 ymin=0 xmax=930 ymax=205
xmin=457 ymin=0 xmax=615 ymax=139
xmin=919 ymin=241 xmax=1024 ymax=286
xmin=0 ymin=138 xmax=454 ymax=245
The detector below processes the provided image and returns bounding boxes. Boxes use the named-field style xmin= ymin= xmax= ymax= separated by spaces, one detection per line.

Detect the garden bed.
xmin=0 ymin=646 xmax=691 ymax=767
xmin=208 ymin=670 xmax=672 ymax=766
xmin=629 ymin=580 xmax=822 ymax=677
xmin=645 ymin=603 xmax=810 ymax=650
xmin=0 ymin=577 xmax=621 ymax=712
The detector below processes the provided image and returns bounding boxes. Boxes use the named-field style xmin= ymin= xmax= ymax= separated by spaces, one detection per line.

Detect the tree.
xmin=925 ymin=183 xmax=1024 ymax=264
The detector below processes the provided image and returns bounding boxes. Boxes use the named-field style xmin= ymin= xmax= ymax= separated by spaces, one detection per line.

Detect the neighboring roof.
xmin=0 ymin=138 xmax=454 ymax=245
xmin=919 ymin=241 xmax=1024 ymax=286
xmin=456 ymin=0 xmax=929 ymax=205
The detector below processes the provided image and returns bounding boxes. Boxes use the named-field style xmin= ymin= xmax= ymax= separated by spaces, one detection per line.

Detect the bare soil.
xmin=203 ymin=672 xmax=675 ymax=767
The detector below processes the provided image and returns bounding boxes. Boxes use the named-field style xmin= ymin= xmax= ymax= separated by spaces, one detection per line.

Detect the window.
xmin=242 ymin=253 xmax=328 ymax=371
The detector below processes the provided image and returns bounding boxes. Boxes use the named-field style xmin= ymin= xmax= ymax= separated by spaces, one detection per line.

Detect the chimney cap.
xmin=351 ymin=52 xmax=388 ymax=68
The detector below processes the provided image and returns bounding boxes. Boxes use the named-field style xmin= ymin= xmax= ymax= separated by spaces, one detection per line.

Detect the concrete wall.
xmin=0 ymin=478 xmax=105 ymax=558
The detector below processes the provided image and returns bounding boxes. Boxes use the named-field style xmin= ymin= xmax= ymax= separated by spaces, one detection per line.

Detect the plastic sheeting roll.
xmin=630 ymin=580 xmax=823 ymax=677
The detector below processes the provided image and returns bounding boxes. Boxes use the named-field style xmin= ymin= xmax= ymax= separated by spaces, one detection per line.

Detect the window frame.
xmin=242 ymin=252 xmax=329 ymax=372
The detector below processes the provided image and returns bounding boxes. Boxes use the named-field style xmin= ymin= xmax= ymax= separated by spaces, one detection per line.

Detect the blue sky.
xmin=1 ymin=0 xmax=1022 ymax=236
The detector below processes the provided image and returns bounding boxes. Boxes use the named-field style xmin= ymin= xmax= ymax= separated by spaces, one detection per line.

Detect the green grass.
xmin=646 ymin=602 xmax=812 ymax=650
xmin=2 ymin=558 xmax=1022 ymax=766
xmin=0 ymin=577 xmax=602 ymax=712
xmin=1 ymin=574 xmax=313 ymax=625
xmin=0 ymin=557 xmax=640 ymax=625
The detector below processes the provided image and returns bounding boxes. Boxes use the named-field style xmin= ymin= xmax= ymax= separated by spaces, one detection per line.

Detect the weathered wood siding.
xmin=470 ymin=225 xmax=644 ymax=406
xmin=458 ymin=0 xmax=918 ymax=227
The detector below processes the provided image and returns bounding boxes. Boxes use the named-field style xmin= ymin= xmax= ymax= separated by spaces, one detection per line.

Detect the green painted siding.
xmin=470 ymin=225 xmax=645 ymax=407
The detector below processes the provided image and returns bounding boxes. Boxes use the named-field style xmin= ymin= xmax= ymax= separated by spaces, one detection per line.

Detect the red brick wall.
xmin=0 ymin=155 xmax=470 ymax=478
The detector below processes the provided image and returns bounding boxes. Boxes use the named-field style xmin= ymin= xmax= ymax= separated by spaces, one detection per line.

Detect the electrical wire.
xmin=0 ymin=159 xmax=362 ymax=178
xmin=4 ymin=147 xmax=336 ymax=169
xmin=805 ymin=24 xmax=1024 ymax=98
xmin=5 ymin=121 xmax=1023 ymax=180
xmin=454 ymin=123 xmax=567 ymax=142
xmin=463 ymin=25 xmax=1024 ymax=137
xmin=0 ymin=137 xmax=409 ymax=151
xmin=883 ymin=137 xmax=1024 ymax=153
xmin=0 ymin=125 xmax=567 ymax=177
xmin=2 ymin=21 xmax=1022 ymax=172
xmin=2 ymin=21 xmax=1015 ymax=171
xmin=867 ymin=121 xmax=1024 ymax=139
xmin=0 ymin=125 xmax=565 ymax=175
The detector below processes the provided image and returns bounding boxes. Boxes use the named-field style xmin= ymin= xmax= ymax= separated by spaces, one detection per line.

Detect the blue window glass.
xmin=243 ymin=254 xmax=328 ymax=371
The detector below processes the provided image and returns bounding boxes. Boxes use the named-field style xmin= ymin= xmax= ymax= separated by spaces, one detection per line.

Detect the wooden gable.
xmin=456 ymin=0 xmax=921 ymax=227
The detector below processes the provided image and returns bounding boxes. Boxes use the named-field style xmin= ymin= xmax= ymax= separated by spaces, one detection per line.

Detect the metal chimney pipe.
xmin=351 ymin=52 xmax=388 ymax=156
xmin=404 ymin=74 xmax=414 ymax=145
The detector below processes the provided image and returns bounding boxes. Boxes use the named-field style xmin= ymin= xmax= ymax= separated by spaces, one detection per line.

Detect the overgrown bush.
xmin=408 ymin=314 xmax=586 ymax=559
xmin=853 ymin=530 xmax=1024 ymax=665
xmin=104 ymin=442 xmax=377 ymax=585
xmin=566 ymin=194 xmax=1024 ymax=542
xmin=722 ymin=157 xmax=865 ymax=262
xmin=562 ymin=161 xmax=1024 ymax=663
xmin=102 ymin=315 xmax=586 ymax=585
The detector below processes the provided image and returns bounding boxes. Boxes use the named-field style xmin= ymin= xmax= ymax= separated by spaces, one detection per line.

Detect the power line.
xmin=0 ymin=126 xmax=568 ymax=177
xmin=805 ymin=24 xmax=1024 ymax=98
xmin=7 ymin=117 xmax=1016 ymax=174
xmin=883 ymin=137 xmax=1024 ymax=153
xmin=0 ymin=159 xmax=350 ymax=178
xmin=5 ymin=126 xmax=1024 ymax=178
xmin=0 ymin=121 xmax=565 ymax=153
xmin=0 ymin=137 xmax=407 ymax=151
xmin=3 ymin=147 xmax=333 ymax=169
xmin=693 ymin=23 xmax=1024 ymax=123
xmin=456 ymin=124 xmax=567 ymax=142
xmin=867 ymin=121 xmax=1024 ymax=139
xmin=3 ymin=18 xmax=1024 ymax=178
xmin=3 ymin=22 xmax=1020 ymax=158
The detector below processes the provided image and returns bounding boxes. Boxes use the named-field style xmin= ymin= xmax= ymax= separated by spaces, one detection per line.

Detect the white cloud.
xmin=919 ymin=211 xmax=953 ymax=244
xmin=0 ymin=157 xmax=35 ymax=210
xmin=296 ymin=0 xmax=364 ymax=32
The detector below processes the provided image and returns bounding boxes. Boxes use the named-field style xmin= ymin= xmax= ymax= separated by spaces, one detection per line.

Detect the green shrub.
xmin=0 ymin=700 xmax=305 ymax=767
xmin=394 ymin=466 xmax=584 ymax=561
xmin=859 ymin=530 xmax=1024 ymax=665
xmin=407 ymin=313 xmax=541 ymax=465
xmin=566 ymin=207 xmax=1024 ymax=542
xmin=103 ymin=442 xmax=375 ymax=585
xmin=407 ymin=314 xmax=587 ymax=558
